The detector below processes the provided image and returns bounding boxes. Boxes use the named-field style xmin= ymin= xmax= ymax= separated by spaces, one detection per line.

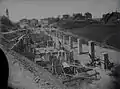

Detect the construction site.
xmin=0 ymin=7 xmax=120 ymax=89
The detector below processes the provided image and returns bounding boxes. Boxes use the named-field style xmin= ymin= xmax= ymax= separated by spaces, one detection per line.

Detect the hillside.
xmin=57 ymin=20 xmax=90 ymax=29
xmin=59 ymin=24 xmax=120 ymax=50
xmin=107 ymin=32 xmax=120 ymax=49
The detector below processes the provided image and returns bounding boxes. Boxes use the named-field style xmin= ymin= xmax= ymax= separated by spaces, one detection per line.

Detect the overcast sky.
xmin=0 ymin=0 xmax=119 ymax=21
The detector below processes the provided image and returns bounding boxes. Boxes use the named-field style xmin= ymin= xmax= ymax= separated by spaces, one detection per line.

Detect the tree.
xmin=62 ymin=14 xmax=70 ymax=20
xmin=110 ymin=64 xmax=120 ymax=89
xmin=0 ymin=25 xmax=9 ymax=32
xmin=72 ymin=13 xmax=85 ymax=20
xmin=84 ymin=12 xmax=92 ymax=19
xmin=30 ymin=18 xmax=38 ymax=27
xmin=0 ymin=15 xmax=13 ymax=27
xmin=55 ymin=15 xmax=61 ymax=22
xmin=0 ymin=15 xmax=14 ymax=32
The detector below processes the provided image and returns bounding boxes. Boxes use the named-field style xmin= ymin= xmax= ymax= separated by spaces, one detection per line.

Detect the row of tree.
xmin=0 ymin=15 xmax=15 ymax=32
xmin=101 ymin=11 xmax=120 ymax=24
xmin=45 ymin=12 xmax=92 ymax=24
xmin=62 ymin=12 xmax=92 ymax=20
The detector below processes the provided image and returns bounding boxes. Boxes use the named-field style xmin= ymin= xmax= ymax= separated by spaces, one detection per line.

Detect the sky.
xmin=0 ymin=0 xmax=119 ymax=22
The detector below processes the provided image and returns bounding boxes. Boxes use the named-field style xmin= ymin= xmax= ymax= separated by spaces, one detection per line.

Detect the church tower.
xmin=5 ymin=8 xmax=9 ymax=18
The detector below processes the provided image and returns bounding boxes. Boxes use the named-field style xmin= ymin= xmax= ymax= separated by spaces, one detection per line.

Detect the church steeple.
xmin=5 ymin=8 xmax=9 ymax=18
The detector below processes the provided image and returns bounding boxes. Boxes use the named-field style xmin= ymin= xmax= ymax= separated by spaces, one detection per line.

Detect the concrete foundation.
xmin=102 ymin=53 xmax=109 ymax=70
xmin=64 ymin=51 xmax=67 ymax=61
xmin=77 ymin=39 xmax=82 ymax=54
xmin=61 ymin=34 xmax=65 ymax=45
xmin=69 ymin=36 xmax=73 ymax=49
xmin=89 ymin=41 xmax=95 ymax=62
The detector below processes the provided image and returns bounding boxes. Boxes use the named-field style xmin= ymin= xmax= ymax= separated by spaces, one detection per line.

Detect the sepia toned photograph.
xmin=0 ymin=0 xmax=120 ymax=89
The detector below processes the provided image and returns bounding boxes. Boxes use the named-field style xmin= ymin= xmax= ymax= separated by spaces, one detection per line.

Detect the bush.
xmin=0 ymin=16 xmax=13 ymax=27
xmin=110 ymin=65 xmax=120 ymax=89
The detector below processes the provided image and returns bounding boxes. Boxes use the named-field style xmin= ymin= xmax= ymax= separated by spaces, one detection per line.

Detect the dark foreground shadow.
xmin=0 ymin=49 xmax=13 ymax=89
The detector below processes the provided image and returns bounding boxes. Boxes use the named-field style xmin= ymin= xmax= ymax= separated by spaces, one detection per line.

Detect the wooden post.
xmin=64 ymin=51 xmax=67 ymax=61
xmin=89 ymin=41 xmax=95 ymax=63
xmin=46 ymin=40 xmax=48 ymax=48
xmin=53 ymin=42 xmax=56 ymax=49
xmin=62 ymin=50 xmax=64 ymax=61
xmin=56 ymin=30 xmax=58 ymax=37
xmin=77 ymin=39 xmax=82 ymax=54
xmin=59 ymin=32 xmax=62 ymax=39
xmin=58 ymin=50 xmax=64 ymax=62
xmin=102 ymin=53 xmax=109 ymax=70
xmin=49 ymin=27 xmax=52 ymax=36
xmin=45 ymin=52 xmax=50 ymax=61
xmin=69 ymin=36 xmax=73 ymax=49
xmin=70 ymin=50 xmax=74 ymax=63
xmin=55 ymin=30 xmax=59 ymax=48
xmin=63 ymin=35 xmax=66 ymax=45
xmin=57 ymin=31 xmax=59 ymax=38
xmin=61 ymin=34 xmax=64 ymax=45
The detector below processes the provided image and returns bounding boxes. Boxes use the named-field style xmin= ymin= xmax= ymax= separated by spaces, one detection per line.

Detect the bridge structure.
xmin=42 ymin=24 xmax=119 ymax=68
xmin=0 ymin=29 xmax=68 ymax=89
xmin=0 ymin=24 xmax=118 ymax=89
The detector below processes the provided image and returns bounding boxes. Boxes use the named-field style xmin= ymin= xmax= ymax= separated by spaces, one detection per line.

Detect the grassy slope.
xmin=68 ymin=24 xmax=119 ymax=42
xmin=107 ymin=31 xmax=120 ymax=49
xmin=59 ymin=23 xmax=120 ymax=50
xmin=57 ymin=20 xmax=90 ymax=29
